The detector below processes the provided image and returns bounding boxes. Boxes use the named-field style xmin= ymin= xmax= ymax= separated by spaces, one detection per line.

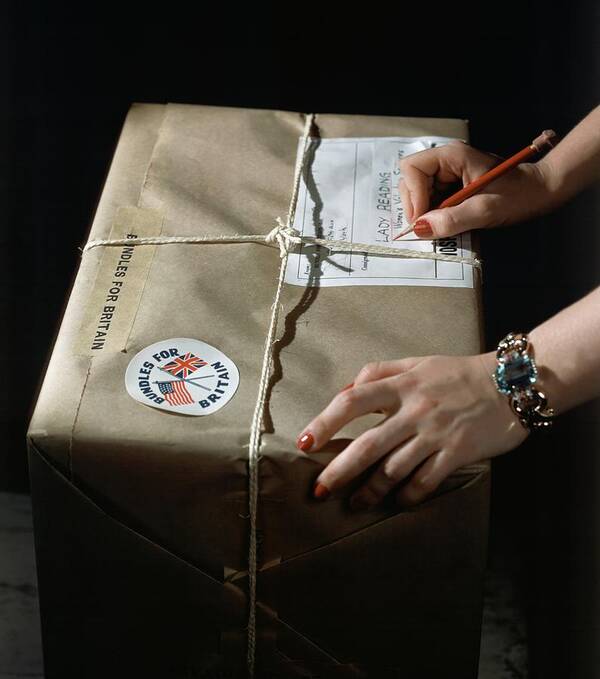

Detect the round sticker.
xmin=125 ymin=338 xmax=240 ymax=416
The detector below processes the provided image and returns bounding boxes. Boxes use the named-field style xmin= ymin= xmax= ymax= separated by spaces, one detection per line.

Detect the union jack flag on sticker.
xmin=162 ymin=352 xmax=207 ymax=379
xmin=125 ymin=338 xmax=240 ymax=416
xmin=157 ymin=381 xmax=195 ymax=406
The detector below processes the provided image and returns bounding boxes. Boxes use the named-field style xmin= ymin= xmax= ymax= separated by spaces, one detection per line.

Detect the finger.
xmin=352 ymin=358 xmax=423 ymax=387
xmin=395 ymin=449 xmax=457 ymax=506
xmin=400 ymin=147 xmax=460 ymax=185
xmin=349 ymin=434 xmax=434 ymax=509
xmin=398 ymin=179 xmax=414 ymax=224
xmin=297 ymin=376 xmax=402 ymax=453
xmin=400 ymin=162 xmax=434 ymax=221
xmin=414 ymin=193 xmax=503 ymax=239
xmin=315 ymin=413 xmax=416 ymax=495
xmin=400 ymin=144 xmax=490 ymax=223
xmin=402 ymin=143 xmax=498 ymax=193
xmin=443 ymin=142 xmax=499 ymax=183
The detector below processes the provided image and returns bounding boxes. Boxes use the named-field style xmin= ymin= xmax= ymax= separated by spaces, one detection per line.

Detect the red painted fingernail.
xmin=340 ymin=382 xmax=354 ymax=392
xmin=313 ymin=482 xmax=330 ymax=500
xmin=297 ymin=432 xmax=314 ymax=452
xmin=413 ymin=219 xmax=433 ymax=238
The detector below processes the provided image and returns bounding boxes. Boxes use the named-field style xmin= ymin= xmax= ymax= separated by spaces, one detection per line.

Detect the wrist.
xmin=475 ymin=350 xmax=513 ymax=406
xmin=527 ymin=329 xmax=569 ymax=414
xmin=533 ymin=157 xmax=566 ymax=208
xmin=491 ymin=333 xmax=555 ymax=432
xmin=473 ymin=351 xmax=527 ymax=435
xmin=500 ymin=163 xmax=559 ymax=225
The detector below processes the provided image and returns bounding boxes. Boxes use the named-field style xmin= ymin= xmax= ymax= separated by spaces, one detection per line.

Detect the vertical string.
xmin=245 ymin=113 xmax=315 ymax=678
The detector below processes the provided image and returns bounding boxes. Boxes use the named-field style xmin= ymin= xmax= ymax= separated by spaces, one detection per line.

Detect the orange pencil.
xmin=393 ymin=129 xmax=556 ymax=240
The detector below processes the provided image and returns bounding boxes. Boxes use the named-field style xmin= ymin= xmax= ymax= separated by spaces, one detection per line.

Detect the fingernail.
xmin=297 ymin=432 xmax=314 ymax=452
xmin=413 ymin=219 xmax=433 ymax=238
xmin=313 ymin=482 xmax=330 ymax=500
xmin=350 ymin=494 xmax=372 ymax=511
xmin=340 ymin=382 xmax=354 ymax=392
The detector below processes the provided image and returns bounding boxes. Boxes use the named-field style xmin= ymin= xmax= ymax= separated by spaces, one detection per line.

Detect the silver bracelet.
xmin=491 ymin=332 xmax=555 ymax=432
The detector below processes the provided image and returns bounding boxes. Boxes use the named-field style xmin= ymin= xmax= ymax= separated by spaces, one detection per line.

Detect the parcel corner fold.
xmin=27 ymin=102 xmax=490 ymax=678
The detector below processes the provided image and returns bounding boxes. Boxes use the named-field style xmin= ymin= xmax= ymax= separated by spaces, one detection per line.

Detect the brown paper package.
xmin=27 ymin=103 xmax=490 ymax=679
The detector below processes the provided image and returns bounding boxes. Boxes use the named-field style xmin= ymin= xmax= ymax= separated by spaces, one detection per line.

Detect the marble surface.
xmin=0 ymin=491 xmax=527 ymax=679
xmin=479 ymin=565 xmax=528 ymax=678
xmin=0 ymin=493 xmax=44 ymax=679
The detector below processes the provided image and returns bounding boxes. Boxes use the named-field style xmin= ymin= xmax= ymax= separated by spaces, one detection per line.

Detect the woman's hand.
xmin=399 ymin=141 xmax=554 ymax=239
xmin=296 ymin=353 xmax=528 ymax=509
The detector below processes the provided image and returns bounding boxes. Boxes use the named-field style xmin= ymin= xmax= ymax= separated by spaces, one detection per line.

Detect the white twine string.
xmin=244 ymin=112 xmax=316 ymax=679
xmin=82 ymin=228 xmax=482 ymax=269
xmin=81 ymin=113 xmax=481 ymax=677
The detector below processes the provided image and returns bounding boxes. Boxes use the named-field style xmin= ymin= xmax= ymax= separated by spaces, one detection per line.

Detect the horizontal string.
xmin=82 ymin=222 xmax=482 ymax=269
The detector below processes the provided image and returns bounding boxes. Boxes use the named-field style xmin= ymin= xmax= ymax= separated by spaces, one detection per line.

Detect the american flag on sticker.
xmin=157 ymin=381 xmax=195 ymax=406
xmin=162 ymin=352 xmax=208 ymax=379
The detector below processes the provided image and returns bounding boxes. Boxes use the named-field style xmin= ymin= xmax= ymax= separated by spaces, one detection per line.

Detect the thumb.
xmin=414 ymin=194 xmax=502 ymax=239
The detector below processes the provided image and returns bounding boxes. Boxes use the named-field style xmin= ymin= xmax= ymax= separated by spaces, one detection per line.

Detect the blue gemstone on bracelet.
xmin=495 ymin=351 xmax=538 ymax=394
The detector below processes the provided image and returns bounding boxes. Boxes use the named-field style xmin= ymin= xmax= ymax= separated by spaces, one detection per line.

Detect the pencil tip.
xmin=393 ymin=225 xmax=415 ymax=240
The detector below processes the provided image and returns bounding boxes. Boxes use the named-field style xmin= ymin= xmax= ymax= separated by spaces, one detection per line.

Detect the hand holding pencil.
xmin=298 ymin=107 xmax=600 ymax=511
xmin=395 ymin=130 xmax=557 ymax=240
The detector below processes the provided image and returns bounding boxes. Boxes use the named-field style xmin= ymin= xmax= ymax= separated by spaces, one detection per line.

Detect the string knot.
xmin=266 ymin=219 xmax=302 ymax=258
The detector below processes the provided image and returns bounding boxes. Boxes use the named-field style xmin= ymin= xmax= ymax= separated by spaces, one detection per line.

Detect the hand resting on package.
xmin=297 ymin=106 xmax=600 ymax=509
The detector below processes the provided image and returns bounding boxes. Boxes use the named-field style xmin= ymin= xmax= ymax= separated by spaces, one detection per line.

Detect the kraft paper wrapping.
xmin=28 ymin=103 xmax=490 ymax=679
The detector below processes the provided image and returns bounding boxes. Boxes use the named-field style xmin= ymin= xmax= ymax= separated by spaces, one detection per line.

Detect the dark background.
xmin=1 ymin=2 xmax=599 ymax=678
